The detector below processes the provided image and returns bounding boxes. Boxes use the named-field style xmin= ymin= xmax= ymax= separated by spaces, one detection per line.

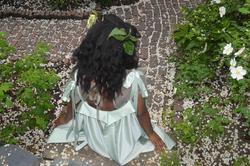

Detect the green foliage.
xmin=238 ymin=0 xmax=250 ymax=15
xmin=160 ymin=151 xmax=181 ymax=166
xmin=176 ymin=83 xmax=212 ymax=99
xmin=0 ymin=82 xmax=14 ymax=113
xmin=0 ymin=62 xmax=14 ymax=81
xmin=0 ymin=32 xmax=15 ymax=81
xmin=123 ymin=41 xmax=135 ymax=56
xmin=0 ymin=125 xmax=19 ymax=144
xmin=174 ymin=0 xmax=250 ymax=97
xmin=175 ymin=108 xmax=201 ymax=143
xmin=205 ymin=115 xmax=230 ymax=138
xmin=15 ymin=42 xmax=49 ymax=72
xmin=177 ymin=62 xmax=214 ymax=83
xmin=175 ymin=121 xmax=198 ymax=144
xmin=109 ymin=28 xmax=138 ymax=56
xmin=0 ymin=35 xmax=60 ymax=144
xmin=168 ymin=101 xmax=230 ymax=144
xmin=175 ymin=59 xmax=214 ymax=98
xmin=172 ymin=0 xmax=250 ymax=139
xmin=162 ymin=107 xmax=175 ymax=126
xmin=15 ymin=43 xmax=59 ymax=131
xmin=235 ymin=106 xmax=250 ymax=136
xmin=233 ymin=156 xmax=250 ymax=166
xmin=49 ymin=0 xmax=80 ymax=10
xmin=19 ymin=69 xmax=59 ymax=90
xmin=0 ymin=33 xmax=15 ymax=113
xmin=0 ymin=83 xmax=13 ymax=100
xmin=0 ymin=32 xmax=15 ymax=60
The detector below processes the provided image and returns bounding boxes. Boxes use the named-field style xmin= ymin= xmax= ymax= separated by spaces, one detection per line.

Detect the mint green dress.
xmin=47 ymin=69 xmax=175 ymax=165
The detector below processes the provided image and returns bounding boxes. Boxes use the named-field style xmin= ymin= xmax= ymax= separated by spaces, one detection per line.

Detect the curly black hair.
xmin=72 ymin=14 xmax=141 ymax=100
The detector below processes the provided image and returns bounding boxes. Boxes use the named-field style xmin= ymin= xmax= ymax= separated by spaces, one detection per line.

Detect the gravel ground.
xmin=1 ymin=0 xmax=250 ymax=165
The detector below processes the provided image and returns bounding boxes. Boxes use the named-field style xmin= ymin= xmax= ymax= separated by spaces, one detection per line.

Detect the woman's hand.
xmin=136 ymin=94 xmax=166 ymax=152
xmin=149 ymin=131 xmax=166 ymax=152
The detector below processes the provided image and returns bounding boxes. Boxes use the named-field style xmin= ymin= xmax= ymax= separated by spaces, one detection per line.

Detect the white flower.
xmin=230 ymin=58 xmax=236 ymax=67
xmin=234 ymin=47 xmax=245 ymax=57
xmin=223 ymin=43 xmax=233 ymax=55
xmin=211 ymin=0 xmax=221 ymax=4
xmin=219 ymin=6 xmax=226 ymax=17
xmin=230 ymin=66 xmax=247 ymax=80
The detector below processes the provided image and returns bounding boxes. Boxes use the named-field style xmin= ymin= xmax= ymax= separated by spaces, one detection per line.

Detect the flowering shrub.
xmin=171 ymin=0 xmax=250 ymax=143
xmin=0 ymin=32 xmax=15 ymax=113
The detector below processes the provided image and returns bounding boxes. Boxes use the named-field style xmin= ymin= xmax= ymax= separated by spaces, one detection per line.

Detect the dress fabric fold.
xmin=47 ymin=69 xmax=176 ymax=165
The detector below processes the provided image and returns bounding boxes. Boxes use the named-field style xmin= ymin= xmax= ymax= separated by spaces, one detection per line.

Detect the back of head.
xmin=73 ymin=14 xmax=141 ymax=100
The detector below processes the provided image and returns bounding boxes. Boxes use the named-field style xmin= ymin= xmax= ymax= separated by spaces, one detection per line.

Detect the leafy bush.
xmin=0 ymin=32 xmax=15 ymax=60
xmin=0 ymin=32 xmax=15 ymax=113
xmin=233 ymin=156 xmax=250 ymax=166
xmin=171 ymin=0 xmax=250 ymax=143
xmin=0 ymin=34 xmax=60 ymax=144
xmin=174 ymin=0 xmax=250 ymax=89
xmin=169 ymin=101 xmax=230 ymax=144
xmin=16 ymin=43 xmax=60 ymax=131
xmin=235 ymin=106 xmax=250 ymax=136
xmin=0 ymin=82 xmax=14 ymax=113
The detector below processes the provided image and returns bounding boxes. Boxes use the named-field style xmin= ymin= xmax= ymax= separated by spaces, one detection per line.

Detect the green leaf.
xmin=35 ymin=42 xmax=50 ymax=55
xmin=123 ymin=40 xmax=134 ymax=56
xmin=111 ymin=34 xmax=127 ymax=41
xmin=0 ymin=82 xmax=13 ymax=100
xmin=0 ymin=82 xmax=13 ymax=92
xmin=185 ymin=40 xmax=199 ymax=50
xmin=129 ymin=35 xmax=138 ymax=42
xmin=36 ymin=117 xmax=48 ymax=130
xmin=5 ymin=97 xmax=13 ymax=108
xmin=238 ymin=7 xmax=250 ymax=14
xmin=0 ymin=31 xmax=15 ymax=60
xmin=108 ymin=28 xmax=127 ymax=40
xmin=19 ymin=88 xmax=35 ymax=107
xmin=108 ymin=28 xmax=138 ymax=55
xmin=26 ymin=118 xmax=36 ymax=128
xmin=203 ymin=107 xmax=219 ymax=117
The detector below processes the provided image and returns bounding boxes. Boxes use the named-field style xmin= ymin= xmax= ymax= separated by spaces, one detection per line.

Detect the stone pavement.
xmin=0 ymin=0 xmax=202 ymax=165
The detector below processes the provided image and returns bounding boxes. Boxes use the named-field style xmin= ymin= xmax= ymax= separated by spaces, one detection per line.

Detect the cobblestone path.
xmin=0 ymin=0 xmax=202 ymax=165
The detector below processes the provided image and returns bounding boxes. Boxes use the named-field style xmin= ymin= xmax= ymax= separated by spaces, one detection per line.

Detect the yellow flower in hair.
xmin=87 ymin=13 xmax=98 ymax=28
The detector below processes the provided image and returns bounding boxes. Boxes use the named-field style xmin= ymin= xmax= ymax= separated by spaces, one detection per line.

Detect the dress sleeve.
xmin=115 ymin=68 xmax=148 ymax=109
xmin=136 ymin=72 xmax=148 ymax=98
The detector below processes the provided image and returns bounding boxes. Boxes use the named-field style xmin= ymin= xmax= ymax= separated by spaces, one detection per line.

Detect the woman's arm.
xmin=136 ymin=94 xmax=166 ymax=152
